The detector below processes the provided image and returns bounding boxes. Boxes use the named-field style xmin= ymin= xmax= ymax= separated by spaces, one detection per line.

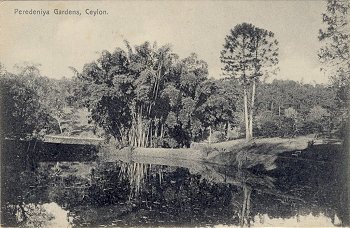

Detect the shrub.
xmin=163 ymin=137 xmax=179 ymax=148
xmin=227 ymin=127 xmax=241 ymax=140
xmin=259 ymin=121 xmax=280 ymax=137
xmin=210 ymin=131 xmax=226 ymax=143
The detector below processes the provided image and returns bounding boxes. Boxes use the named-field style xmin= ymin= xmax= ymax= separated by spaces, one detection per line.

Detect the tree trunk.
xmin=154 ymin=121 xmax=158 ymax=147
xmin=137 ymin=108 xmax=143 ymax=147
xmin=240 ymin=185 xmax=252 ymax=227
xmin=209 ymin=126 xmax=212 ymax=145
xmin=160 ymin=123 xmax=164 ymax=139
xmin=149 ymin=122 xmax=153 ymax=147
xmin=227 ymin=121 xmax=231 ymax=139
xmin=249 ymin=80 xmax=256 ymax=138
xmin=241 ymin=37 xmax=250 ymax=141
xmin=248 ymin=35 xmax=260 ymax=140
xmin=278 ymin=105 xmax=281 ymax=116
xmin=271 ymin=101 xmax=274 ymax=111
xmin=244 ymin=87 xmax=250 ymax=141
xmin=57 ymin=120 xmax=63 ymax=134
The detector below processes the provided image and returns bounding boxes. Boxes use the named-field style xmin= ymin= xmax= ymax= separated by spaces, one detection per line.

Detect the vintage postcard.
xmin=0 ymin=0 xmax=349 ymax=227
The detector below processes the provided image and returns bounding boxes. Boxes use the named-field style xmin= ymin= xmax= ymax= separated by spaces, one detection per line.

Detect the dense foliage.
xmin=1 ymin=56 xmax=341 ymax=145
xmin=254 ymin=80 xmax=338 ymax=137
xmin=76 ymin=42 xmax=239 ymax=147
xmin=0 ymin=64 xmax=77 ymax=139
xmin=318 ymin=0 xmax=350 ymax=140
xmin=0 ymin=67 xmax=51 ymax=139
xmin=319 ymin=0 xmax=350 ymax=109
xmin=75 ymin=37 xmax=340 ymax=145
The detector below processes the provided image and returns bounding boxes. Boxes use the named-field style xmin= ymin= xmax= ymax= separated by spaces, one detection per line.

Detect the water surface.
xmin=1 ymin=142 xmax=348 ymax=227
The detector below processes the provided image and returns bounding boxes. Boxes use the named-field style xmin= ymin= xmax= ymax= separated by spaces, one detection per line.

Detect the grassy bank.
xmin=98 ymin=136 xmax=332 ymax=171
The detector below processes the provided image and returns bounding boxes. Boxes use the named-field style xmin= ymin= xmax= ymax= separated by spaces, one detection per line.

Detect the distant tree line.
xmin=254 ymin=80 xmax=338 ymax=137
xmin=0 ymin=55 xmax=344 ymax=146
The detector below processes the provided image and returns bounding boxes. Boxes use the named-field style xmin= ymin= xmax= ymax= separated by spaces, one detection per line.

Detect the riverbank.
xmin=99 ymin=136 xmax=340 ymax=171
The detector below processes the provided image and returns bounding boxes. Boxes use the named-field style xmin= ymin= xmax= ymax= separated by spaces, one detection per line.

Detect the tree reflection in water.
xmin=2 ymin=203 xmax=71 ymax=227
xmin=1 ymin=153 xmax=348 ymax=227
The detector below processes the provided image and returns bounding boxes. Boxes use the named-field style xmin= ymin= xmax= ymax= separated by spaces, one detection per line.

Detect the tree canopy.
xmin=221 ymin=23 xmax=279 ymax=140
xmin=319 ymin=0 xmax=350 ymax=108
xmin=76 ymin=41 xmax=237 ymax=147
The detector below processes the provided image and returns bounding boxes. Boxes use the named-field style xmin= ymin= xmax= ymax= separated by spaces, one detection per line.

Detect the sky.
xmin=0 ymin=1 xmax=328 ymax=84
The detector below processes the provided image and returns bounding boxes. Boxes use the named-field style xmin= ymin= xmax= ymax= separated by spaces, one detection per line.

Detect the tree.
xmin=282 ymin=107 xmax=300 ymax=136
xmin=221 ymin=23 xmax=279 ymax=140
xmin=77 ymin=41 xmax=210 ymax=147
xmin=255 ymin=111 xmax=280 ymax=137
xmin=319 ymin=1 xmax=350 ymax=216
xmin=169 ymin=53 xmax=208 ymax=145
xmin=319 ymin=0 xmax=350 ymax=108
xmin=195 ymin=78 xmax=240 ymax=139
xmin=0 ymin=70 xmax=53 ymax=139
xmin=303 ymin=105 xmax=331 ymax=135
xmin=41 ymin=78 xmax=78 ymax=135
xmin=308 ymin=105 xmax=330 ymax=122
xmin=13 ymin=63 xmax=79 ymax=135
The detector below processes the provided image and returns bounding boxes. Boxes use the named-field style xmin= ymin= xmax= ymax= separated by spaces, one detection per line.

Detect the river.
xmin=1 ymin=141 xmax=348 ymax=227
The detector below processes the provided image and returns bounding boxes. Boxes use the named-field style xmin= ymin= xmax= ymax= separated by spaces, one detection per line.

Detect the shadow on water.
xmin=1 ymin=140 xmax=349 ymax=227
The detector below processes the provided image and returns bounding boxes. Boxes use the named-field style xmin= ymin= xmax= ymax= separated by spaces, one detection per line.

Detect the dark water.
xmin=1 ymin=142 xmax=349 ymax=227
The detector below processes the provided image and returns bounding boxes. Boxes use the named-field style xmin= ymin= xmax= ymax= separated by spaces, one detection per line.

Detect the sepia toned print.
xmin=0 ymin=1 xmax=349 ymax=227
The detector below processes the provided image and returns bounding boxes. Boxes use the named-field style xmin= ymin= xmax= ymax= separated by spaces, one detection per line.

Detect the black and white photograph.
xmin=0 ymin=0 xmax=349 ymax=227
